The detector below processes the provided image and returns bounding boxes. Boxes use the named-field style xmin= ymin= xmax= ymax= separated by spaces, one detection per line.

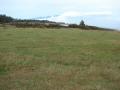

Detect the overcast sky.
xmin=0 ymin=0 xmax=120 ymax=29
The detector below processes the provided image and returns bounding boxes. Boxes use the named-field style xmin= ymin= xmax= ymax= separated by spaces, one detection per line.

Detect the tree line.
xmin=0 ymin=14 xmax=14 ymax=23
xmin=0 ymin=14 xmax=108 ymax=30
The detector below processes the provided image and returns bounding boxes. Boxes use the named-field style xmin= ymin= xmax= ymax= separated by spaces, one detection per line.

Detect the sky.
xmin=0 ymin=0 xmax=120 ymax=29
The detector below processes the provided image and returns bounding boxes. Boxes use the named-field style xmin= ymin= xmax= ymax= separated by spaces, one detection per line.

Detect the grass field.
xmin=0 ymin=26 xmax=120 ymax=90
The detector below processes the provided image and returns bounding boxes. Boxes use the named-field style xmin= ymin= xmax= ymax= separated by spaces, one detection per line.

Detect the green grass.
xmin=0 ymin=26 xmax=120 ymax=90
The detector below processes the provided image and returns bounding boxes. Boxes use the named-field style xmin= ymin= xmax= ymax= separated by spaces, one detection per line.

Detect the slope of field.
xmin=0 ymin=27 xmax=120 ymax=90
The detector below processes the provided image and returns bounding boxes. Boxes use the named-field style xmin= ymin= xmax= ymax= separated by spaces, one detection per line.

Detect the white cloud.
xmin=47 ymin=11 xmax=112 ymax=22
xmin=84 ymin=11 xmax=112 ymax=16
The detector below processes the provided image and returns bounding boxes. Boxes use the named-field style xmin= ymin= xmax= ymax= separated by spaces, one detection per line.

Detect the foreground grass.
xmin=0 ymin=27 xmax=120 ymax=90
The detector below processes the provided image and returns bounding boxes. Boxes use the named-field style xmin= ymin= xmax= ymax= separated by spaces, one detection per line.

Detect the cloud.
xmin=47 ymin=11 xmax=112 ymax=22
xmin=83 ymin=11 xmax=112 ymax=16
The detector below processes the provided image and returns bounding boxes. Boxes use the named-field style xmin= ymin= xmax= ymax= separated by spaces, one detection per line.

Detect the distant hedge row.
xmin=15 ymin=24 xmax=60 ymax=28
xmin=0 ymin=14 xmax=111 ymax=30
xmin=0 ymin=14 xmax=13 ymax=23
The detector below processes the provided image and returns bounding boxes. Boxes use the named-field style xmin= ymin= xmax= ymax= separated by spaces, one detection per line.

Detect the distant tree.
xmin=79 ymin=20 xmax=86 ymax=29
xmin=79 ymin=20 xmax=85 ymax=27
xmin=0 ymin=14 xmax=13 ymax=24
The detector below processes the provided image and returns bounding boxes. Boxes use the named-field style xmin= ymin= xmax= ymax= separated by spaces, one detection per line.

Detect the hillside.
xmin=0 ymin=27 xmax=120 ymax=90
